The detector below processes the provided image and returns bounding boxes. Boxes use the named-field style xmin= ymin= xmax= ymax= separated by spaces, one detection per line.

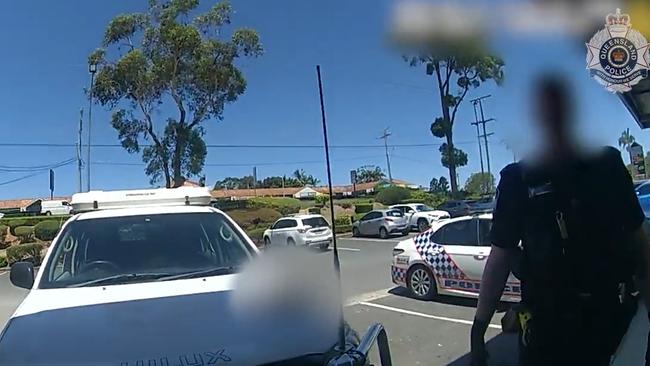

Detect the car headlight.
xmin=392 ymin=248 xmax=405 ymax=256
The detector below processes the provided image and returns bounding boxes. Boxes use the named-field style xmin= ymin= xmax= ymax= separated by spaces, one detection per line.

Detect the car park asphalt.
xmin=0 ymin=233 xmax=645 ymax=365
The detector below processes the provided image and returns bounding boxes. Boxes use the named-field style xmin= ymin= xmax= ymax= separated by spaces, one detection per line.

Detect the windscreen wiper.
xmin=155 ymin=266 xmax=238 ymax=282
xmin=69 ymin=272 xmax=172 ymax=288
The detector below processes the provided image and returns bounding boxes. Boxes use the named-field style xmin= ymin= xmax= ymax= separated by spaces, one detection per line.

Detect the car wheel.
xmin=379 ymin=227 xmax=389 ymax=239
xmin=287 ymin=237 xmax=296 ymax=246
xmin=352 ymin=227 xmax=360 ymax=237
xmin=402 ymin=228 xmax=410 ymax=236
xmin=44 ymin=211 xmax=51 ymax=216
xmin=264 ymin=236 xmax=271 ymax=247
xmin=407 ymin=265 xmax=437 ymax=300
xmin=319 ymin=243 xmax=329 ymax=251
xmin=417 ymin=218 xmax=430 ymax=232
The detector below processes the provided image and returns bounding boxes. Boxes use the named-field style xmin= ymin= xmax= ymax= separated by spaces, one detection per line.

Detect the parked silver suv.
xmin=263 ymin=214 xmax=333 ymax=249
xmin=352 ymin=209 xmax=409 ymax=239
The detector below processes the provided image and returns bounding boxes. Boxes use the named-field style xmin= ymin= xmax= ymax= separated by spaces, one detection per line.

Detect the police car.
xmin=0 ymin=187 xmax=368 ymax=366
xmin=391 ymin=213 xmax=520 ymax=302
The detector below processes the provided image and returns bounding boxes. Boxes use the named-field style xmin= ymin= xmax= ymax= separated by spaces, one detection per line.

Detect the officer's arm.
xmin=475 ymin=246 xmax=512 ymax=322
xmin=631 ymin=224 xmax=650 ymax=310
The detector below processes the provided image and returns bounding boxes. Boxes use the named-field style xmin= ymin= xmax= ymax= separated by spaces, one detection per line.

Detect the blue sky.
xmin=0 ymin=0 xmax=645 ymax=199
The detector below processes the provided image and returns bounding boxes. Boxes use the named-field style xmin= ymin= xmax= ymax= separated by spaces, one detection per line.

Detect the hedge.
xmin=354 ymin=204 xmax=373 ymax=214
xmin=6 ymin=242 xmax=44 ymax=265
xmin=0 ymin=255 xmax=7 ymax=268
xmin=307 ymin=207 xmax=321 ymax=214
xmin=228 ymin=208 xmax=282 ymax=230
xmin=334 ymin=225 xmax=352 ymax=234
xmin=0 ymin=216 xmax=70 ymax=230
xmin=375 ymin=186 xmax=412 ymax=205
xmin=0 ymin=225 xmax=8 ymax=250
xmin=14 ymin=226 xmax=34 ymax=243
xmin=334 ymin=215 xmax=352 ymax=226
xmin=7 ymin=219 xmax=28 ymax=235
xmin=246 ymin=227 xmax=267 ymax=245
xmin=34 ymin=221 xmax=62 ymax=241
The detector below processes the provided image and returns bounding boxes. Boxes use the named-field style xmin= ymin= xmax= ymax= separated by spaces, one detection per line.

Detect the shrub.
xmin=334 ymin=225 xmax=352 ymax=234
xmin=340 ymin=202 xmax=352 ymax=209
xmin=34 ymin=221 xmax=62 ymax=241
xmin=0 ymin=255 xmax=7 ymax=268
xmin=334 ymin=215 xmax=352 ymax=226
xmin=7 ymin=219 xmax=28 ymax=235
xmin=0 ymin=224 xmax=8 ymax=249
xmin=354 ymin=203 xmax=373 ymax=214
xmin=315 ymin=194 xmax=329 ymax=206
xmin=245 ymin=227 xmax=267 ymax=246
xmin=375 ymin=186 xmax=412 ymax=205
xmin=228 ymin=208 xmax=282 ymax=230
xmin=307 ymin=207 xmax=321 ymax=214
xmin=14 ymin=226 xmax=35 ymax=243
xmin=6 ymin=243 xmax=44 ymax=265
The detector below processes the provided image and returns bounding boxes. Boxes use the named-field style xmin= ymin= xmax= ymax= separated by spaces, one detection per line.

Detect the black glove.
xmin=470 ymin=318 xmax=489 ymax=366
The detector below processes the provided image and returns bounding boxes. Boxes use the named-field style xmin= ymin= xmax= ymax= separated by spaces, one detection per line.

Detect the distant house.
xmin=293 ymin=187 xmax=320 ymax=199
xmin=0 ymin=196 xmax=70 ymax=215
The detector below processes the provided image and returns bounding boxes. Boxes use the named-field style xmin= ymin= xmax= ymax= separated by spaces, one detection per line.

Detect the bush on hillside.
xmin=334 ymin=215 xmax=352 ymax=226
xmin=375 ymin=186 xmax=412 ymax=205
xmin=7 ymin=219 xmax=28 ymax=235
xmin=354 ymin=204 xmax=373 ymax=214
xmin=0 ymin=225 xmax=9 ymax=249
xmin=307 ymin=207 xmax=321 ymax=215
xmin=245 ymin=227 xmax=267 ymax=246
xmin=227 ymin=208 xmax=282 ymax=230
xmin=14 ymin=226 xmax=34 ymax=243
xmin=334 ymin=225 xmax=352 ymax=234
xmin=0 ymin=255 xmax=7 ymax=268
xmin=34 ymin=221 xmax=62 ymax=241
xmin=6 ymin=242 xmax=44 ymax=265
xmin=1 ymin=216 xmax=70 ymax=233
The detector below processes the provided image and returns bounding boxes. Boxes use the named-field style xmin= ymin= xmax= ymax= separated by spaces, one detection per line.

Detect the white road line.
xmin=345 ymin=287 xmax=393 ymax=306
xmin=337 ymin=247 xmax=361 ymax=252
xmin=340 ymin=237 xmax=403 ymax=243
xmin=357 ymin=301 xmax=502 ymax=330
xmin=0 ymin=272 xmax=7 ymax=276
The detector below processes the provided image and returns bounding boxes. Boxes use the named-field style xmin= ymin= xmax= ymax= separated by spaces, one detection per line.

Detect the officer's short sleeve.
xmin=490 ymin=163 xmax=525 ymax=249
xmin=605 ymin=147 xmax=645 ymax=233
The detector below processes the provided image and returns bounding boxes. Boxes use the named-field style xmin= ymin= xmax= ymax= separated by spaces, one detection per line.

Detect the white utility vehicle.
xmin=263 ymin=214 xmax=333 ymax=249
xmin=40 ymin=199 xmax=73 ymax=216
xmin=389 ymin=203 xmax=450 ymax=232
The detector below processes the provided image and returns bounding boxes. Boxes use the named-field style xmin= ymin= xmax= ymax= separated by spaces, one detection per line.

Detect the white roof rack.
xmin=70 ymin=187 xmax=213 ymax=213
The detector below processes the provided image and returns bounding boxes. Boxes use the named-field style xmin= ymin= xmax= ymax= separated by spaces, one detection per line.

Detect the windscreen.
xmin=40 ymin=212 xmax=254 ymax=289
xmin=386 ymin=210 xmax=404 ymax=217
xmin=414 ymin=205 xmax=433 ymax=212
xmin=302 ymin=217 xmax=330 ymax=228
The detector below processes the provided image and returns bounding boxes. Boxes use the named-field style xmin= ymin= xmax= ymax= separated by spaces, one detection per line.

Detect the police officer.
xmin=469 ymin=75 xmax=650 ymax=366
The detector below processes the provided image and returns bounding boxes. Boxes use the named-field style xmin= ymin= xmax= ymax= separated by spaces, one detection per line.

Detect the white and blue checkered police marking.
xmin=412 ymin=231 xmax=466 ymax=280
xmin=391 ymin=265 xmax=406 ymax=284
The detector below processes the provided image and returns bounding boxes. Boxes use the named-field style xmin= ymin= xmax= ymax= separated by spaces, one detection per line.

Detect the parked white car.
xmin=40 ymin=200 xmax=72 ymax=216
xmin=389 ymin=203 xmax=450 ymax=232
xmin=391 ymin=213 xmax=520 ymax=302
xmin=263 ymin=214 xmax=333 ymax=250
xmin=0 ymin=188 xmax=349 ymax=365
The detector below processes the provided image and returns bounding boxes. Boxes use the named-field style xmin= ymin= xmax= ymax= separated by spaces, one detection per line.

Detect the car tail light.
xmin=392 ymin=248 xmax=405 ymax=256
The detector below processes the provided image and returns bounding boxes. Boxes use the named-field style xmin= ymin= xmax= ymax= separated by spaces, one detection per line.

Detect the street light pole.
xmin=87 ymin=63 xmax=97 ymax=192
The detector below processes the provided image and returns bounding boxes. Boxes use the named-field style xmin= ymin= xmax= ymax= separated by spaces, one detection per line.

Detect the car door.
xmin=271 ymin=219 xmax=293 ymax=244
xmin=360 ymin=212 xmax=380 ymax=235
xmin=401 ymin=206 xmax=416 ymax=226
xmin=431 ymin=218 xmax=484 ymax=293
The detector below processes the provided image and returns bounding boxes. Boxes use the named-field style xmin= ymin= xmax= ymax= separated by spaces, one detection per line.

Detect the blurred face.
xmin=533 ymin=82 xmax=571 ymax=149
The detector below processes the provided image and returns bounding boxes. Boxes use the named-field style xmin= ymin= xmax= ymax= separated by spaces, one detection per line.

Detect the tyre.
xmin=319 ymin=243 xmax=329 ymax=251
xmin=287 ymin=237 xmax=296 ymax=246
xmin=379 ymin=227 xmax=389 ymax=239
xmin=44 ymin=211 xmax=52 ymax=216
xmin=402 ymin=228 xmax=410 ymax=236
xmin=407 ymin=265 xmax=437 ymax=300
xmin=352 ymin=227 xmax=360 ymax=237
xmin=417 ymin=218 xmax=430 ymax=232
xmin=264 ymin=236 xmax=271 ymax=247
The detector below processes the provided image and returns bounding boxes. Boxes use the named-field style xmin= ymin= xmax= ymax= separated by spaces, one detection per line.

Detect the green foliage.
xmin=0 ymin=255 xmax=7 ymax=268
xmin=314 ymin=194 xmax=329 ymax=206
xmin=248 ymin=197 xmax=302 ymax=215
xmin=7 ymin=219 xmax=27 ymax=235
xmin=34 ymin=221 xmax=62 ymax=241
xmin=6 ymin=243 xmax=44 ymax=265
xmin=213 ymin=173 xmax=317 ymax=190
xmin=439 ymin=143 xmax=468 ymax=169
xmin=464 ymin=172 xmax=495 ymax=196
xmin=0 ymin=215 xmax=70 ymax=227
xmin=430 ymin=117 xmax=450 ymax=138
xmin=335 ymin=225 xmax=352 ymax=234
xmin=354 ymin=203 xmax=373 ymax=214
xmin=618 ymin=128 xmax=635 ymax=154
xmin=292 ymin=169 xmax=320 ymax=186
xmin=307 ymin=207 xmax=321 ymax=215
xmin=429 ymin=176 xmax=450 ymax=194
xmin=245 ymin=227 xmax=267 ymax=245
xmin=91 ymin=0 xmax=263 ymax=187
xmin=334 ymin=215 xmax=352 ymax=226
xmin=227 ymin=208 xmax=281 ymax=230
xmin=354 ymin=165 xmax=385 ymax=184
xmin=14 ymin=226 xmax=34 ymax=243
xmin=375 ymin=186 xmax=412 ymax=205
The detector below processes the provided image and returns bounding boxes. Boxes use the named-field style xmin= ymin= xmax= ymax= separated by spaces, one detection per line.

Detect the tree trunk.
xmin=171 ymin=125 xmax=187 ymax=188
xmin=441 ymin=105 xmax=458 ymax=194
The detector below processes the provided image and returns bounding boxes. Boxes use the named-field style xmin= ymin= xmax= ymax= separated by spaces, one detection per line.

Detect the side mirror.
xmin=10 ymin=262 xmax=35 ymax=289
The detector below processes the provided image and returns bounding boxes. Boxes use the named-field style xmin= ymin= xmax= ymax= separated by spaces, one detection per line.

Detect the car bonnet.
xmin=0 ymin=278 xmax=336 ymax=366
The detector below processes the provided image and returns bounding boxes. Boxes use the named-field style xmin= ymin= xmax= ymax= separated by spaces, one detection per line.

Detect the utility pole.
xmin=77 ymin=108 xmax=84 ymax=193
xmin=87 ymin=63 xmax=97 ymax=192
xmin=379 ymin=128 xmax=393 ymax=183
xmin=470 ymin=95 xmax=495 ymax=178
xmin=471 ymin=103 xmax=485 ymax=175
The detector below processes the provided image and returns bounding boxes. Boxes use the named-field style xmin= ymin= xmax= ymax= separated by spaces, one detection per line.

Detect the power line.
xmin=0 ymin=141 xmax=478 ymax=149
xmin=92 ymin=155 xmax=385 ymax=168
xmin=0 ymin=158 xmax=76 ymax=173
xmin=0 ymin=159 xmax=75 ymax=186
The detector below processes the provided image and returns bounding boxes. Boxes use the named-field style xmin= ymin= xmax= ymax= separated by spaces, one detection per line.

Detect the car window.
xmin=275 ymin=219 xmax=297 ymax=229
xmin=432 ymin=219 xmax=478 ymax=246
xmin=40 ymin=212 xmax=254 ymax=289
xmin=478 ymin=219 xmax=492 ymax=246
xmin=364 ymin=212 xmax=381 ymax=220
xmin=414 ymin=205 xmax=432 ymax=212
xmin=386 ymin=210 xmax=403 ymax=217
xmin=302 ymin=216 xmax=329 ymax=228
xmin=638 ymin=184 xmax=650 ymax=196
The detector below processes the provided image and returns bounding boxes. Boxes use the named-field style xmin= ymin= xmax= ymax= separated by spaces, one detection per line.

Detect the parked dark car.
xmin=438 ymin=200 xmax=472 ymax=218
xmin=468 ymin=197 xmax=495 ymax=214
